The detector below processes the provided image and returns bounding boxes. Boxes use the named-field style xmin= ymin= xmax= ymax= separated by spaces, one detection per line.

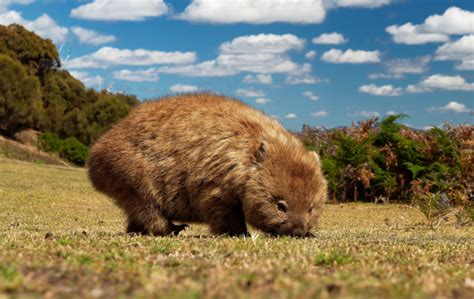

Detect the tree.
xmin=0 ymin=24 xmax=60 ymax=78
xmin=0 ymin=54 xmax=43 ymax=135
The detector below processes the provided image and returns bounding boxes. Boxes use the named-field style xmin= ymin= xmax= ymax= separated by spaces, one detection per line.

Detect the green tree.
xmin=0 ymin=24 xmax=60 ymax=78
xmin=0 ymin=54 xmax=43 ymax=135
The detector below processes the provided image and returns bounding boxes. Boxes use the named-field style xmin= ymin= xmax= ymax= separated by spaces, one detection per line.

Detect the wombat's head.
xmin=242 ymin=142 xmax=327 ymax=237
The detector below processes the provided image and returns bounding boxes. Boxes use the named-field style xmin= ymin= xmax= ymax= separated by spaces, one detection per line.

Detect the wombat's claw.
xmin=171 ymin=223 xmax=189 ymax=236
xmin=305 ymin=231 xmax=316 ymax=238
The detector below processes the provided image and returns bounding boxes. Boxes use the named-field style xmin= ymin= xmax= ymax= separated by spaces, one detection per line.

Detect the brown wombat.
xmin=88 ymin=93 xmax=327 ymax=237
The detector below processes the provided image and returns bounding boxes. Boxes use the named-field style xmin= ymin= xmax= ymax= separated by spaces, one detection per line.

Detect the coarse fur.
xmin=87 ymin=93 xmax=327 ymax=237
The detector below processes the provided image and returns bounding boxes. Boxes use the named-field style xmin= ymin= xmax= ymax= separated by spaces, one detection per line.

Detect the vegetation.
xmin=0 ymin=24 xmax=138 ymax=145
xmin=299 ymin=117 xmax=473 ymax=226
xmin=38 ymin=133 xmax=89 ymax=166
xmin=0 ymin=158 xmax=473 ymax=298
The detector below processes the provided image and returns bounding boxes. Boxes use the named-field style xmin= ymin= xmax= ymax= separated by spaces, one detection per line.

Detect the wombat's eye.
xmin=276 ymin=200 xmax=288 ymax=213
xmin=308 ymin=206 xmax=314 ymax=213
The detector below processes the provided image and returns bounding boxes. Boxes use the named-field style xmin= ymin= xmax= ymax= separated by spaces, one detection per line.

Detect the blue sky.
xmin=1 ymin=0 xmax=473 ymax=130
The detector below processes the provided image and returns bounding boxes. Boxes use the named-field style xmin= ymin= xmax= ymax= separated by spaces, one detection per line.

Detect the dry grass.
xmin=0 ymin=158 xmax=473 ymax=298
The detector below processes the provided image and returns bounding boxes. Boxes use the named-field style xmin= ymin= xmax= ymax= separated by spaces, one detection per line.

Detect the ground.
xmin=0 ymin=158 xmax=472 ymax=299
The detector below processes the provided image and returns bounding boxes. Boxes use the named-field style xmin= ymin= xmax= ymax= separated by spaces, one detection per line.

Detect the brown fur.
xmin=87 ymin=93 xmax=327 ymax=237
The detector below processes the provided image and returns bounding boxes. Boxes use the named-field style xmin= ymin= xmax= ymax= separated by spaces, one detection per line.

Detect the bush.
xmin=37 ymin=133 xmax=89 ymax=166
xmin=59 ymin=137 xmax=89 ymax=166
xmin=38 ymin=132 xmax=62 ymax=153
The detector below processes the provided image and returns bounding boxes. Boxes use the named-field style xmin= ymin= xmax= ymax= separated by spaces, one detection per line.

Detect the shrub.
xmin=38 ymin=132 xmax=62 ymax=153
xmin=59 ymin=137 xmax=89 ymax=166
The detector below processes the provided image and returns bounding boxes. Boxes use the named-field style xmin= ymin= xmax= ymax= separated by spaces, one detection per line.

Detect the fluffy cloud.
xmin=435 ymin=35 xmax=474 ymax=71
xmin=305 ymin=50 xmax=317 ymax=60
xmin=170 ymin=84 xmax=198 ymax=93
xmin=156 ymin=34 xmax=311 ymax=78
xmin=359 ymin=84 xmax=403 ymax=96
xmin=156 ymin=60 xmax=238 ymax=77
xmin=71 ymin=27 xmax=116 ymax=46
xmin=235 ymin=88 xmax=265 ymax=97
xmin=303 ymin=91 xmax=320 ymax=101
xmin=321 ymin=48 xmax=380 ymax=63
xmin=285 ymin=74 xmax=320 ymax=85
xmin=255 ymin=98 xmax=270 ymax=104
xmin=326 ymin=0 xmax=392 ymax=8
xmin=385 ymin=23 xmax=448 ymax=45
xmin=351 ymin=111 xmax=381 ymax=118
xmin=420 ymin=74 xmax=474 ymax=91
xmin=70 ymin=0 xmax=169 ymax=21
xmin=428 ymin=101 xmax=471 ymax=113
xmin=113 ymin=68 xmax=160 ymax=82
xmin=386 ymin=7 xmax=474 ymax=45
xmin=178 ymin=0 xmax=326 ymax=24
xmin=312 ymin=32 xmax=347 ymax=44
xmin=243 ymin=74 xmax=272 ymax=84
xmin=64 ymin=47 xmax=196 ymax=69
xmin=69 ymin=70 xmax=104 ymax=88
xmin=371 ymin=56 xmax=431 ymax=79
xmin=423 ymin=7 xmax=474 ymax=35
xmin=220 ymin=34 xmax=305 ymax=54
xmin=0 ymin=0 xmax=33 ymax=12
xmin=284 ymin=113 xmax=297 ymax=119
xmin=407 ymin=74 xmax=474 ymax=93
xmin=0 ymin=10 xmax=68 ymax=43
xmin=311 ymin=111 xmax=328 ymax=117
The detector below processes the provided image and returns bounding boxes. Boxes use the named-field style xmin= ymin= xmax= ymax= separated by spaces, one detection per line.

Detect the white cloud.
xmin=156 ymin=60 xmax=238 ymax=77
xmin=170 ymin=84 xmax=198 ymax=93
xmin=243 ymin=74 xmax=272 ymax=84
xmin=285 ymin=74 xmax=320 ymax=85
xmin=312 ymin=32 xmax=348 ymax=44
xmin=423 ymin=7 xmax=474 ymax=35
xmin=311 ymin=111 xmax=328 ymax=117
xmin=70 ymin=0 xmax=169 ymax=21
xmin=255 ymin=98 xmax=270 ymax=104
xmin=386 ymin=7 xmax=474 ymax=45
xmin=407 ymin=74 xmax=474 ymax=93
xmin=305 ymin=50 xmax=317 ymax=60
xmin=303 ymin=91 xmax=320 ymax=101
xmin=420 ymin=74 xmax=474 ymax=91
xmin=235 ymin=88 xmax=265 ymax=98
xmin=386 ymin=110 xmax=397 ymax=116
xmin=156 ymin=34 xmax=311 ymax=78
xmin=326 ymin=0 xmax=392 ymax=8
xmin=220 ymin=34 xmax=305 ymax=54
xmin=71 ymin=26 xmax=116 ymax=46
xmin=351 ymin=111 xmax=380 ymax=118
xmin=428 ymin=101 xmax=471 ymax=113
xmin=112 ymin=68 xmax=160 ymax=82
xmin=435 ymin=35 xmax=474 ymax=71
xmin=284 ymin=113 xmax=297 ymax=119
xmin=0 ymin=0 xmax=33 ymax=12
xmin=321 ymin=48 xmax=380 ymax=63
xmin=64 ymin=47 xmax=196 ymax=69
xmin=368 ymin=73 xmax=403 ymax=80
xmin=178 ymin=0 xmax=326 ymax=24
xmin=359 ymin=84 xmax=403 ymax=96
xmin=386 ymin=55 xmax=431 ymax=75
xmin=386 ymin=23 xmax=449 ymax=45
xmin=0 ymin=10 xmax=68 ymax=43
xmin=69 ymin=70 xmax=104 ymax=88
xmin=369 ymin=56 xmax=431 ymax=80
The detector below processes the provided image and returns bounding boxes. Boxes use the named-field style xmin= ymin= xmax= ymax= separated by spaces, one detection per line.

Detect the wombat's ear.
xmin=255 ymin=142 xmax=266 ymax=163
xmin=310 ymin=151 xmax=320 ymax=163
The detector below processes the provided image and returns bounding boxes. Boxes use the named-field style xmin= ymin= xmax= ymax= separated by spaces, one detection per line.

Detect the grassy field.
xmin=0 ymin=158 xmax=473 ymax=299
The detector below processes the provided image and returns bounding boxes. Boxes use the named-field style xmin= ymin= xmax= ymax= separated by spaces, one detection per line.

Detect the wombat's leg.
xmin=126 ymin=217 xmax=147 ymax=235
xmin=169 ymin=222 xmax=189 ymax=236
xmin=208 ymin=205 xmax=248 ymax=237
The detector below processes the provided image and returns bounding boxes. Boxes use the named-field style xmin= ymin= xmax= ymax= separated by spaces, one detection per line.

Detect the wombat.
xmin=88 ymin=93 xmax=327 ymax=237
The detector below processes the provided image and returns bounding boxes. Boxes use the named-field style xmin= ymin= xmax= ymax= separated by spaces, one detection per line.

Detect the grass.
xmin=0 ymin=157 xmax=473 ymax=298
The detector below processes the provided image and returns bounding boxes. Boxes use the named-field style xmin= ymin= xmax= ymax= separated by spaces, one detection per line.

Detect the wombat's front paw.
xmin=171 ymin=223 xmax=189 ymax=236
